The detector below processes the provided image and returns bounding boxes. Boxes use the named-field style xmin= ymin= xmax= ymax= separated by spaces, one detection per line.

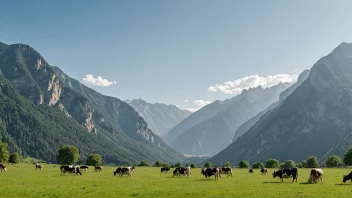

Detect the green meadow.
xmin=0 ymin=164 xmax=352 ymax=198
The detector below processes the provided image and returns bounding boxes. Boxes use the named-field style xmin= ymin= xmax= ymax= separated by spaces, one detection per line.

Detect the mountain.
xmin=171 ymin=83 xmax=291 ymax=156
xmin=232 ymin=69 xmax=310 ymax=142
xmin=128 ymin=99 xmax=191 ymax=136
xmin=211 ymin=43 xmax=352 ymax=164
xmin=163 ymin=98 xmax=236 ymax=144
xmin=0 ymin=42 xmax=184 ymax=164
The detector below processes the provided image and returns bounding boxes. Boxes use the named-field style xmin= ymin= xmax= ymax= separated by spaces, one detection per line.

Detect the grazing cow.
xmin=172 ymin=167 xmax=188 ymax=177
xmin=343 ymin=171 xmax=352 ymax=183
xmin=201 ymin=168 xmax=220 ymax=180
xmin=80 ymin=165 xmax=89 ymax=171
xmin=220 ymin=167 xmax=233 ymax=177
xmin=309 ymin=169 xmax=323 ymax=184
xmin=160 ymin=167 xmax=170 ymax=173
xmin=113 ymin=166 xmax=134 ymax=178
xmin=260 ymin=168 xmax=268 ymax=175
xmin=35 ymin=164 xmax=43 ymax=170
xmin=273 ymin=168 xmax=298 ymax=183
xmin=0 ymin=164 xmax=6 ymax=172
xmin=249 ymin=169 xmax=253 ymax=173
xmin=94 ymin=166 xmax=103 ymax=172
xmin=60 ymin=165 xmax=82 ymax=176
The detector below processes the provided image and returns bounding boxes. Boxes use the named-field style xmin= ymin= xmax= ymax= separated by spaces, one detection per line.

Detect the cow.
xmin=343 ymin=171 xmax=352 ymax=183
xmin=160 ymin=167 xmax=170 ymax=173
xmin=201 ymin=168 xmax=220 ymax=180
xmin=80 ymin=165 xmax=89 ymax=171
xmin=249 ymin=169 xmax=253 ymax=173
xmin=35 ymin=163 xmax=43 ymax=170
xmin=0 ymin=164 xmax=6 ymax=172
xmin=94 ymin=166 xmax=103 ymax=172
xmin=60 ymin=165 xmax=82 ymax=176
xmin=220 ymin=167 xmax=233 ymax=177
xmin=113 ymin=166 xmax=134 ymax=178
xmin=309 ymin=169 xmax=323 ymax=184
xmin=172 ymin=167 xmax=187 ymax=177
xmin=273 ymin=168 xmax=298 ymax=183
xmin=260 ymin=168 xmax=268 ymax=175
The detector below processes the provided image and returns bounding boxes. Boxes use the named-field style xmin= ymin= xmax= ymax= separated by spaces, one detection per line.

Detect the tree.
xmin=265 ymin=158 xmax=279 ymax=168
xmin=204 ymin=162 xmax=212 ymax=168
xmin=154 ymin=161 xmax=161 ymax=167
xmin=279 ymin=163 xmax=285 ymax=168
xmin=162 ymin=163 xmax=170 ymax=168
xmin=139 ymin=161 xmax=151 ymax=167
xmin=190 ymin=164 xmax=196 ymax=168
xmin=57 ymin=145 xmax=80 ymax=165
xmin=301 ymin=160 xmax=307 ymax=168
xmin=0 ymin=142 xmax=10 ymax=163
xmin=344 ymin=147 xmax=352 ymax=166
xmin=283 ymin=160 xmax=295 ymax=168
xmin=324 ymin=155 xmax=342 ymax=167
xmin=85 ymin=154 xmax=102 ymax=166
xmin=305 ymin=156 xmax=319 ymax=168
xmin=8 ymin=152 xmax=20 ymax=164
xmin=225 ymin=162 xmax=231 ymax=168
xmin=239 ymin=160 xmax=250 ymax=168
xmin=295 ymin=163 xmax=303 ymax=168
xmin=252 ymin=162 xmax=264 ymax=169
xmin=175 ymin=162 xmax=182 ymax=168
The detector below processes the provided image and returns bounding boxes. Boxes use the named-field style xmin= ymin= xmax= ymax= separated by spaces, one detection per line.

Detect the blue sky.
xmin=1 ymin=0 xmax=352 ymax=111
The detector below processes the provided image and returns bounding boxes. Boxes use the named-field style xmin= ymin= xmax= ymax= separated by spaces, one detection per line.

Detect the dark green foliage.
xmin=86 ymin=154 xmax=102 ymax=166
xmin=295 ymin=163 xmax=303 ymax=168
xmin=190 ymin=164 xmax=196 ymax=168
xmin=175 ymin=162 xmax=182 ymax=168
xmin=252 ymin=162 xmax=264 ymax=169
xmin=162 ymin=163 xmax=170 ymax=168
xmin=139 ymin=161 xmax=151 ymax=167
xmin=0 ymin=142 xmax=9 ymax=163
xmin=279 ymin=163 xmax=285 ymax=168
xmin=325 ymin=155 xmax=342 ymax=167
xmin=344 ymin=147 xmax=352 ymax=166
xmin=154 ymin=161 xmax=161 ymax=167
xmin=239 ymin=160 xmax=250 ymax=168
xmin=57 ymin=145 xmax=80 ymax=165
xmin=265 ymin=158 xmax=279 ymax=168
xmin=301 ymin=160 xmax=307 ymax=168
xmin=283 ymin=160 xmax=295 ymax=168
xmin=225 ymin=161 xmax=231 ymax=168
xmin=9 ymin=152 xmax=20 ymax=164
xmin=305 ymin=156 xmax=319 ymax=168
xmin=204 ymin=162 xmax=212 ymax=168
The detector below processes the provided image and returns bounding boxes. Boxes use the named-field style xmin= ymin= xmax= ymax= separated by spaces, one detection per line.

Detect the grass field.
xmin=0 ymin=164 xmax=352 ymax=198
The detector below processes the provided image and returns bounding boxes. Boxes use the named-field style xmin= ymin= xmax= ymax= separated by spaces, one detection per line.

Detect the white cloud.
xmin=185 ymin=108 xmax=198 ymax=112
xmin=208 ymin=74 xmax=297 ymax=94
xmin=194 ymin=99 xmax=212 ymax=108
xmin=185 ymin=100 xmax=189 ymax=102
xmin=83 ymin=74 xmax=118 ymax=87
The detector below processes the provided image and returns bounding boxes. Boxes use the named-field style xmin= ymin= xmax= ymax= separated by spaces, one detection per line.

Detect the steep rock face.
xmin=232 ymin=69 xmax=310 ymax=142
xmin=128 ymin=99 xmax=191 ymax=136
xmin=211 ymin=43 xmax=352 ymax=164
xmin=0 ymin=42 xmax=184 ymax=164
xmin=171 ymin=83 xmax=291 ymax=156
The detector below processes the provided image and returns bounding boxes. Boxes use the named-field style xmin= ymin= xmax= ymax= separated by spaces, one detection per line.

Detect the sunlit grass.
xmin=0 ymin=163 xmax=351 ymax=197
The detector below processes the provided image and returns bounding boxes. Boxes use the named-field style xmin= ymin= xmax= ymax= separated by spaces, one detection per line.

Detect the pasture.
xmin=0 ymin=164 xmax=352 ymax=197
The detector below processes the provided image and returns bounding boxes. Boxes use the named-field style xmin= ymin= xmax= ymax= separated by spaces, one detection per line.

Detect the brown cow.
xmin=0 ymin=164 xmax=6 ymax=172
xmin=35 ymin=164 xmax=43 ymax=170
xmin=94 ymin=166 xmax=103 ymax=172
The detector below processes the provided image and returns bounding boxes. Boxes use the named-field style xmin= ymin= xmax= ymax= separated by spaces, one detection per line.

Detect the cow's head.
xmin=343 ymin=175 xmax=348 ymax=183
xmin=113 ymin=171 xmax=117 ymax=176
xmin=273 ymin=171 xmax=278 ymax=178
xmin=201 ymin=168 xmax=206 ymax=175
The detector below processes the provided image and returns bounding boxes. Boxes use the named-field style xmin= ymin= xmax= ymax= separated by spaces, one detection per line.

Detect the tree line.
xmin=2 ymin=142 xmax=352 ymax=168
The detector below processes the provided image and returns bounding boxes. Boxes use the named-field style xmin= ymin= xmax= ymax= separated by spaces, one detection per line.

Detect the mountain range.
xmin=211 ymin=42 xmax=352 ymax=164
xmin=128 ymin=99 xmax=191 ymax=136
xmin=168 ymin=82 xmax=292 ymax=156
xmin=0 ymin=42 xmax=184 ymax=164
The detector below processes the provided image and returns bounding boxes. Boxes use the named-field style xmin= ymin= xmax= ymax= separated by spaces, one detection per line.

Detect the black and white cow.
xmin=201 ymin=168 xmax=220 ymax=180
xmin=35 ymin=163 xmax=43 ymax=170
xmin=80 ymin=165 xmax=89 ymax=171
xmin=0 ymin=164 xmax=6 ymax=172
xmin=273 ymin=168 xmax=298 ymax=183
xmin=260 ymin=168 xmax=268 ymax=175
xmin=113 ymin=166 xmax=134 ymax=178
xmin=343 ymin=171 xmax=352 ymax=183
xmin=94 ymin=166 xmax=103 ymax=172
xmin=309 ymin=169 xmax=323 ymax=184
xmin=173 ymin=167 xmax=187 ymax=177
xmin=161 ymin=167 xmax=170 ymax=174
xmin=249 ymin=169 xmax=253 ymax=173
xmin=220 ymin=167 xmax=232 ymax=177
xmin=60 ymin=165 xmax=82 ymax=176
